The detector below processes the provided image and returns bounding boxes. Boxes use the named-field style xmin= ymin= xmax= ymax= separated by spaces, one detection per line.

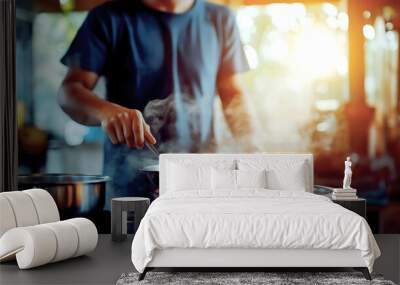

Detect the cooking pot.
xmin=18 ymin=174 xmax=111 ymax=219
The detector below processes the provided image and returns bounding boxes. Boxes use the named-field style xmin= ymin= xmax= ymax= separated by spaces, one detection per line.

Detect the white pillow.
xmin=211 ymin=169 xmax=236 ymax=190
xmin=238 ymin=159 xmax=308 ymax=191
xmin=211 ymin=169 xmax=267 ymax=190
xmin=266 ymin=167 xmax=306 ymax=191
xmin=167 ymin=163 xmax=211 ymax=191
xmin=166 ymin=159 xmax=236 ymax=192
xmin=236 ymin=169 xmax=267 ymax=189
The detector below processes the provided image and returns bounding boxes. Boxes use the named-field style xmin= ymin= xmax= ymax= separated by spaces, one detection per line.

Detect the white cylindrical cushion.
xmin=65 ymin=218 xmax=98 ymax=257
xmin=1 ymin=192 xmax=39 ymax=227
xmin=42 ymin=221 xmax=79 ymax=262
xmin=23 ymin=189 xmax=60 ymax=223
xmin=0 ymin=226 xmax=57 ymax=269
xmin=0 ymin=196 xmax=17 ymax=237
xmin=0 ymin=218 xmax=97 ymax=269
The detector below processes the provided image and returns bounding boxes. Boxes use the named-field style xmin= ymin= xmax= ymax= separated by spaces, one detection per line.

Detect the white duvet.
xmin=131 ymin=190 xmax=380 ymax=273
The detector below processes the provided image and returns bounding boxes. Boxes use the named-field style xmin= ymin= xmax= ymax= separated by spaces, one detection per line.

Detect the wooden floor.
xmin=0 ymin=235 xmax=399 ymax=285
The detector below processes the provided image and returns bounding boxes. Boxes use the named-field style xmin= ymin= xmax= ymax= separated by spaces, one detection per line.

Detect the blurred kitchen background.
xmin=16 ymin=0 xmax=399 ymax=233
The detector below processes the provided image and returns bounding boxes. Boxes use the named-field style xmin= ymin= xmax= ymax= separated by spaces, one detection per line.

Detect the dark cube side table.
xmin=111 ymin=197 xmax=150 ymax=242
xmin=332 ymin=198 xmax=366 ymax=219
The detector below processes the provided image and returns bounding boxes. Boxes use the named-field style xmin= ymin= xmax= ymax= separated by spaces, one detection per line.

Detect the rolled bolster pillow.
xmin=1 ymin=191 xmax=39 ymax=227
xmin=42 ymin=221 xmax=79 ymax=263
xmin=64 ymin=218 xmax=98 ymax=257
xmin=0 ymin=218 xmax=97 ymax=269
xmin=0 ymin=226 xmax=57 ymax=269
xmin=23 ymin=189 xmax=60 ymax=224
xmin=0 ymin=196 xmax=17 ymax=237
xmin=0 ymin=189 xmax=60 ymax=239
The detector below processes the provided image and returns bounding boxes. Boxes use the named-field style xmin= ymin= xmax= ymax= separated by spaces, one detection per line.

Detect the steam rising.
xmin=105 ymin=91 xmax=257 ymax=208
xmin=143 ymin=92 xmax=215 ymax=153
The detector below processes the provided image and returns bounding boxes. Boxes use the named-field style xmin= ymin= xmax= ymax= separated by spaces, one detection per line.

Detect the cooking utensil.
xmin=18 ymin=174 xmax=111 ymax=219
xmin=145 ymin=141 xmax=159 ymax=157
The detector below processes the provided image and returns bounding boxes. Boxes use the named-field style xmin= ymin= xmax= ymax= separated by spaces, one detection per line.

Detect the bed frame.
xmin=139 ymin=154 xmax=371 ymax=281
xmin=140 ymin=248 xmax=370 ymax=280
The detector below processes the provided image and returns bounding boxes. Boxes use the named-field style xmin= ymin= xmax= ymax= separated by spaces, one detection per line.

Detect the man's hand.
xmin=58 ymin=67 xmax=156 ymax=149
xmin=100 ymin=105 xmax=156 ymax=148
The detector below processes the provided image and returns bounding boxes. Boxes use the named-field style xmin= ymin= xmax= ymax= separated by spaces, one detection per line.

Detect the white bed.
xmin=131 ymin=154 xmax=380 ymax=280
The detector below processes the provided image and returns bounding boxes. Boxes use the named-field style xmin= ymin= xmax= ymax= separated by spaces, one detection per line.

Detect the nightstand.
xmin=111 ymin=197 xmax=150 ymax=242
xmin=332 ymin=198 xmax=366 ymax=219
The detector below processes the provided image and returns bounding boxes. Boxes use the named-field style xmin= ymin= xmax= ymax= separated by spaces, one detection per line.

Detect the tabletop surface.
xmin=112 ymin=197 xmax=150 ymax=202
xmin=331 ymin=196 xmax=366 ymax=202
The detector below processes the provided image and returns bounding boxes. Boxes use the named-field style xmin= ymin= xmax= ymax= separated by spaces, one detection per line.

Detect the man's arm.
xmin=58 ymin=68 xmax=156 ymax=148
xmin=217 ymin=74 xmax=256 ymax=150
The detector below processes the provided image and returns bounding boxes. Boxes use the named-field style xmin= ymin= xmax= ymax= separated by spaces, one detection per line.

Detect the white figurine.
xmin=343 ymin=156 xmax=352 ymax=189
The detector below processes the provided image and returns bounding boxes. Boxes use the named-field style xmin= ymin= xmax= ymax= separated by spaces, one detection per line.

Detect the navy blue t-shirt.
xmin=61 ymin=0 xmax=248 ymax=202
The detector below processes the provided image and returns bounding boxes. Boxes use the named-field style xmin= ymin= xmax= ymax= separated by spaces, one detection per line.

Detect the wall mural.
xmin=15 ymin=1 xmax=400 ymax=234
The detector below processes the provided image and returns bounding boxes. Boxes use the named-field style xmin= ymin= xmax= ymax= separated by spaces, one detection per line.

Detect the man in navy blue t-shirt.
xmin=59 ymin=0 xmax=252 ymax=205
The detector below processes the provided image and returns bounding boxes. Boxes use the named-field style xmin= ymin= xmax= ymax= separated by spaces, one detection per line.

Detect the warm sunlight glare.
xmin=292 ymin=26 xmax=344 ymax=78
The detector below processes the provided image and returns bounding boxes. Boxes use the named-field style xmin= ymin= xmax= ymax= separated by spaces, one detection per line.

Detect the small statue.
xmin=343 ymin=156 xmax=352 ymax=189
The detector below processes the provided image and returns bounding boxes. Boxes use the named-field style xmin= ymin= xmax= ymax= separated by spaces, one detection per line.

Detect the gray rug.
xmin=116 ymin=272 xmax=396 ymax=285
